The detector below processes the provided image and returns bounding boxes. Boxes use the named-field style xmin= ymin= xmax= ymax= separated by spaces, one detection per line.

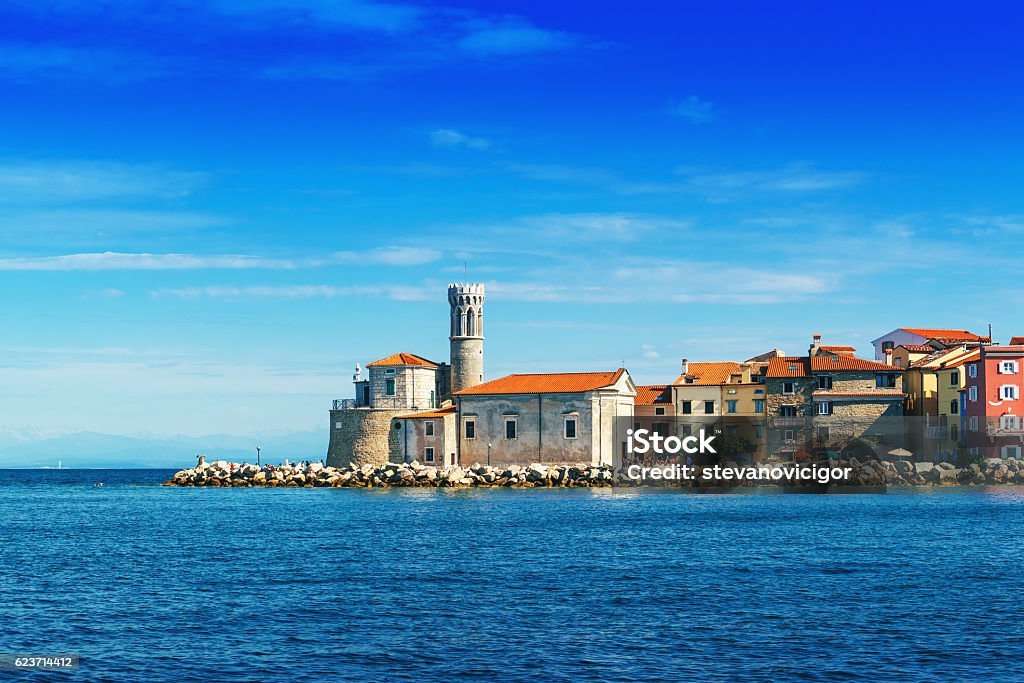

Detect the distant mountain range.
xmin=0 ymin=428 xmax=327 ymax=469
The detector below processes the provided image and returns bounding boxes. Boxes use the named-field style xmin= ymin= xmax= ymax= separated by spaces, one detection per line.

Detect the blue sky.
xmin=1 ymin=0 xmax=1022 ymax=437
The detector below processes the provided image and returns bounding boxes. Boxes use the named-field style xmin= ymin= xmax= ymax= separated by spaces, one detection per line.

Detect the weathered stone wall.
xmin=327 ymin=408 xmax=408 ymax=468
xmin=388 ymin=413 xmax=457 ymax=466
xmin=368 ymin=365 xmax=437 ymax=410
xmin=450 ymin=337 xmax=483 ymax=393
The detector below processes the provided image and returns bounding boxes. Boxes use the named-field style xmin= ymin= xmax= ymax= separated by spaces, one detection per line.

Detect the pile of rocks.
xmin=164 ymin=460 xmax=615 ymax=488
xmin=843 ymin=456 xmax=1024 ymax=486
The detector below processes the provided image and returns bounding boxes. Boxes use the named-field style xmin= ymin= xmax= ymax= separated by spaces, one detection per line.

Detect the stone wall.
xmin=368 ymin=365 xmax=437 ymax=410
xmin=327 ymin=408 xmax=407 ymax=468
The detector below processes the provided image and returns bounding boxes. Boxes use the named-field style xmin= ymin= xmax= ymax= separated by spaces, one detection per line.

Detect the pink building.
xmin=963 ymin=344 xmax=1024 ymax=459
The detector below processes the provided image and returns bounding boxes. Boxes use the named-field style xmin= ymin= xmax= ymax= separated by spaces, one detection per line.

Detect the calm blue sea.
xmin=2 ymin=469 xmax=1024 ymax=682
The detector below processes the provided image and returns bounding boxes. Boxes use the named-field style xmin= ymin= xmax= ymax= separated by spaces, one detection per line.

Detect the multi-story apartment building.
xmin=931 ymin=348 xmax=979 ymax=461
xmin=871 ymin=327 xmax=988 ymax=363
xmin=671 ymin=360 xmax=767 ymax=462
xmin=963 ymin=344 xmax=1024 ymax=459
xmin=901 ymin=346 xmax=975 ymax=459
xmin=765 ymin=335 xmax=906 ymax=461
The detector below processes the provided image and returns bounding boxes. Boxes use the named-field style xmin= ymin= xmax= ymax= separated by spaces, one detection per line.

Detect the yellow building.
xmin=671 ymin=360 xmax=767 ymax=462
xmin=932 ymin=348 xmax=980 ymax=461
xmin=903 ymin=346 xmax=975 ymax=460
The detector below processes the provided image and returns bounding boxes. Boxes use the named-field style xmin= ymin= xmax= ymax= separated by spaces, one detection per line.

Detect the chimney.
xmin=680 ymin=358 xmax=689 ymax=376
xmin=810 ymin=333 xmax=822 ymax=355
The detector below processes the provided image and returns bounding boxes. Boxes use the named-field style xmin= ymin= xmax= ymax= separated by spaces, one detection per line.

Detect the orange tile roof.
xmin=823 ymin=344 xmax=856 ymax=356
xmin=400 ymin=405 xmax=457 ymax=419
xmin=768 ymin=356 xmax=902 ymax=377
xmin=454 ymin=369 xmax=626 ymax=395
xmin=672 ymin=361 xmax=743 ymax=386
xmin=812 ymin=391 xmax=907 ymax=398
xmin=898 ymin=344 xmax=936 ymax=353
xmin=635 ymin=385 xmax=672 ymax=405
xmin=938 ymin=349 xmax=981 ymax=369
xmin=1011 ymin=336 xmax=1024 ymax=346
xmin=900 ymin=328 xmax=986 ymax=341
xmin=367 ymin=352 xmax=438 ymax=368
xmin=765 ymin=357 xmax=811 ymax=378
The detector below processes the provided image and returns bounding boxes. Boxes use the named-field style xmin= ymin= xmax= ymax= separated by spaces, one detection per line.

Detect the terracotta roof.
xmin=812 ymin=391 xmax=907 ymax=398
xmin=900 ymin=328 xmax=986 ymax=342
xmin=745 ymin=349 xmax=785 ymax=363
xmin=898 ymin=344 xmax=936 ymax=353
xmin=1011 ymin=336 xmax=1024 ymax=346
xmin=454 ymin=369 xmax=627 ymax=396
xmin=635 ymin=385 xmax=672 ymax=405
xmin=400 ymin=405 xmax=457 ymax=419
xmin=766 ymin=357 xmax=811 ymax=378
xmin=810 ymin=356 xmax=903 ymax=373
xmin=821 ymin=345 xmax=856 ymax=355
xmin=937 ymin=349 xmax=981 ymax=370
xmin=768 ymin=356 xmax=902 ymax=377
xmin=672 ymin=361 xmax=743 ymax=386
xmin=367 ymin=352 xmax=438 ymax=368
xmin=930 ymin=336 xmax=990 ymax=346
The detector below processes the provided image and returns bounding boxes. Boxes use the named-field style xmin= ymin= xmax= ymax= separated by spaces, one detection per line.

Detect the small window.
xmin=969 ymin=416 xmax=979 ymax=432
xmin=505 ymin=418 xmax=517 ymax=440
xmin=681 ymin=401 xmax=692 ymax=415
xmin=424 ymin=447 xmax=435 ymax=462
xmin=950 ymin=371 xmax=959 ymax=386
xmin=780 ymin=405 xmax=797 ymax=417
xmin=704 ymin=401 xmax=715 ymax=415
xmin=755 ymin=388 xmax=764 ymax=395
xmin=334 ymin=421 xmax=342 ymax=429
xmin=726 ymin=425 xmax=738 ymax=437
xmin=950 ymin=425 xmax=958 ymax=441
xmin=655 ymin=407 xmax=666 ymax=416
xmin=564 ymin=417 xmax=577 ymax=439
xmin=464 ymin=419 xmax=476 ymax=439
xmin=882 ymin=341 xmax=895 ymax=351
xmin=755 ymin=425 xmax=765 ymax=439
xmin=817 ymin=402 xmax=832 ymax=416
xmin=754 ymin=399 xmax=765 ymax=414
xmin=429 ymin=390 xmax=435 ymax=409
xmin=385 ymin=378 xmax=396 ymax=396
xmin=817 ymin=375 xmax=833 ymax=390
xmin=1000 ymin=361 xmax=1020 ymax=374
xmin=1000 ymin=385 xmax=1019 ymax=400
xmin=425 ymin=421 xmax=435 ymax=436
xmin=1004 ymin=445 xmax=1022 ymax=458
xmin=727 ymin=400 xmax=737 ymax=414
xmin=968 ymin=363 xmax=978 ymax=378
xmin=970 ymin=447 xmax=979 ymax=456
xmin=682 ymin=424 xmax=693 ymax=436
xmin=875 ymin=374 xmax=897 ymax=388
xmin=384 ymin=368 xmax=396 ymax=375
xmin=969 ymin=386 xmax=978 ymax=402
xmin=817 ymin=426 xmax=830 ymax=441
xmin=950 ymin=400 xmax=958 ymax=415
xmin=783 ymin=430 xmax=795 ymax=443
xmin=782 ymin=381 xmax=795 ymax=394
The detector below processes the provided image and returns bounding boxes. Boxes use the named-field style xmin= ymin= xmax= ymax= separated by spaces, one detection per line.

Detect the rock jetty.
xmin=164 ymin=460 xmax=615 ymax=488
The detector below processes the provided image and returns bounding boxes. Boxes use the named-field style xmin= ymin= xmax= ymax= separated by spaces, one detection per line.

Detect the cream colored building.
xmin=452 ymin=369 xmax=636 ymax=467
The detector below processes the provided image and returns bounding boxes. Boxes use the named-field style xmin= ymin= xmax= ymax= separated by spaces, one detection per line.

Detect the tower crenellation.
xmin=448 ymin=282 xmax=484 ymax=393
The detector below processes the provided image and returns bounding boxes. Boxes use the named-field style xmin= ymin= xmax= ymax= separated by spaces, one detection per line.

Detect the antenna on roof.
xmin=989 ymin=322 xmax=993 ymax=345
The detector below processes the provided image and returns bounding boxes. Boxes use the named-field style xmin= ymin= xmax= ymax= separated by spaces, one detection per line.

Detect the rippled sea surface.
xmin=3 ymin=469 xmax=1024 ymax=682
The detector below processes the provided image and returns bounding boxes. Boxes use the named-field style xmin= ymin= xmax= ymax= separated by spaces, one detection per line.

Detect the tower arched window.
xmin=467 ymin=308 xmax=476 ymax=336
xmin=455 ymin=307 xmax=464 ymax=336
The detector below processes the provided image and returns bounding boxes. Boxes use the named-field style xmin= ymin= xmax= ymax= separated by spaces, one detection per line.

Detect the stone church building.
xmin=327 ymin=283 xmax=636 ymax=468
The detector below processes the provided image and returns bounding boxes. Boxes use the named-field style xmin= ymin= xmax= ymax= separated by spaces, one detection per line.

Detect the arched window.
xmin=455 ymin=307 xmax=464 ymax=336
xmin=467 ymin=308 xmax=476 ymax=336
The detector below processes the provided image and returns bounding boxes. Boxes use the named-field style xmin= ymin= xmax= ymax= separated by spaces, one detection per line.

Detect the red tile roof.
xmin=1011 ymin=336 xmax=1024 ymax=346
xmin=898 ymin=344 xmax=936 ymax=353
xmin=810 ymin=356 xmax=903 ymax=372
xmin=635 ymin=385 xmax=672 ymax=405
xmin=900 ymin=328 xmax=986 ymax=341
xmin=400 ymin=405 xmax=457 ymax=419
xmin=765 ymin=357 xmax=810 ymax=378
xmin=672 ymin=361 xmax=743 ymax=386
xmin=767 ymin=356 xmax=902 ymax=377
xmin=821 ymin=345 xmax=856 ymax=355
xmin=454 ymin=369 xmax=626 ymax=395
xmin=367 ymin=352 xmax=438 ymax=368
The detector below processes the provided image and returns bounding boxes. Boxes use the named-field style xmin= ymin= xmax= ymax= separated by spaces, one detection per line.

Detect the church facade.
xmin=327 ymin=282 xmax=636 ymax=469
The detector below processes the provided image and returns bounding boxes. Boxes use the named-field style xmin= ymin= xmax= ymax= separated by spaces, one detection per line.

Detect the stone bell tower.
xmin=449 ymin=282 xmax=484 ymax=393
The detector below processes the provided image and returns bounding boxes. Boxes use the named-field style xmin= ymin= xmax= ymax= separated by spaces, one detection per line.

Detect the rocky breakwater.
xmin=164 ymin=460 xmax=615 ymax=488
xmin=843 ymin=456 xmax=1024 ymax=486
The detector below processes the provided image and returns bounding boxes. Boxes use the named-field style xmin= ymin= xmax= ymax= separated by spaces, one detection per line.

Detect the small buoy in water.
xmin=95 ymin=483 xmax=104 ymax=487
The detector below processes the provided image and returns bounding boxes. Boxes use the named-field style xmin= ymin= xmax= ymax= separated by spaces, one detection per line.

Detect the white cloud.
xmin=0 ymin=247 xmax=441 ymax=271
xmin=429 ymin=129 xmax=492 ymax=150
xmin=680 ymin=162 xmax=866 ymax=195
xmin=670 ymin=96 xmax=714 ymax=123
xmin=151 ymin=284 xmax=430 ymax=301
xmin=0 ymin=160 xmax=207 ymax=203
xmin=457 ymin=19 xmax=576 ymax=56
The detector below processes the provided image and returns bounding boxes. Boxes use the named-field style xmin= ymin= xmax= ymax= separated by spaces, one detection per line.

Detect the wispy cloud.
xmin=670 ymin=96 xmax=714 ymax=123
xmin=0 ymin=160 xmax=207 ymax=204
xmin=152 ymin=283 xmax=430 ymax=301
xmin=205 ymin=0 xmax=424 ymax=33
xmin=429 ymin=128 xmax=492 ymax=150
xmin=680 ymin=162 xmax=867 ymax=195
xmin=457 ymin=18 xmax=577 ymax=56
xmin=0 ymin=247 xmax=440 ymax=271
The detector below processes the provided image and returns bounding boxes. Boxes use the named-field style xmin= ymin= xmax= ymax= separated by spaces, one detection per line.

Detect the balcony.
xmin=988 ymin=418 xmax=1024 ymax=437
xmin=771 ymin=417 xmax=804 ymax=427
xmin=925 ymin=426 xmax=949 ymax=439
xmin=332 ymin=399 xmax=356 ymax=410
